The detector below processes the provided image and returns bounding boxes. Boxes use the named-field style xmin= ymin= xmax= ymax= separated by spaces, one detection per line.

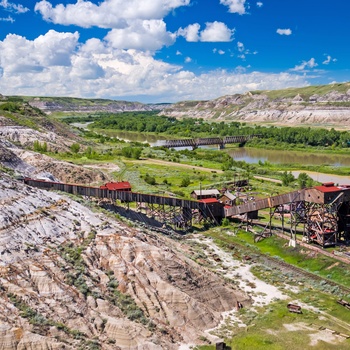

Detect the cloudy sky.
xmin=0 ymin=0 xmax=348 ymax=103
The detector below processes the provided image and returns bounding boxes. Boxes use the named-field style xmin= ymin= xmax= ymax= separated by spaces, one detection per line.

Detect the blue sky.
xmin=0 ymin=0 xmax=349 ymax=103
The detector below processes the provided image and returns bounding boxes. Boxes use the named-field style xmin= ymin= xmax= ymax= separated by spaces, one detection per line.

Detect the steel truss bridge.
xmin=162 ymin=135 xmax=261 ymax=149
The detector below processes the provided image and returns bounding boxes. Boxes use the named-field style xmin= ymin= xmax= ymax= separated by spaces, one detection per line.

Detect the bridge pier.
xmin=218 ymin=143 xmax=225 ymax=150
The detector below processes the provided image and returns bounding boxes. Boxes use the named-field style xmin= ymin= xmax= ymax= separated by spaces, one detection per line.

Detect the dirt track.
xmin=137 ymin=158 xmax=224 ymax=173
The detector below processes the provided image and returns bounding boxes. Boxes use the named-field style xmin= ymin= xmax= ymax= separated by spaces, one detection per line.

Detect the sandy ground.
xmin=83 ymin=162 xmax=121 ymax=172
xmin=177 ymin=234 xmax=287 ymax=349
xmin=177 ymin=234 xmax=350 ymax=349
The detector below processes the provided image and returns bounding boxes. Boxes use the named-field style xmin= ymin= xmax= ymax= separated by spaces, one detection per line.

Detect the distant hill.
xmin=160 ymin=82 xmax=350 ymax=129
xmin=1 ymin=95 xmax=170 ymax=114
xmin=2 ymin=82 xmax=350 ymax=129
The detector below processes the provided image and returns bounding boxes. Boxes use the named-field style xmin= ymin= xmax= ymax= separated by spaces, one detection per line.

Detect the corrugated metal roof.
xmin=192 ymin=189 xmax=220 ymax=196
xmin=314 ymin=185 xmax=341 ymax=193
xmin=101 ymin=182 xmax=131 ymax=190
xmin=199 ymin=198 xmax=220 ymax=204
xmin=223 ymin=190 xmax=237 ymax=200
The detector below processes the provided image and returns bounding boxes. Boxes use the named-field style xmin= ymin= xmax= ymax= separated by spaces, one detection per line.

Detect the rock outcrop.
xmin=0 ymin=174 xmax=248 ymax=349
xmin=160 ymin=85 xmax=350 ymax=128
xmin=28 ymin=98 xmax=165 ymax=114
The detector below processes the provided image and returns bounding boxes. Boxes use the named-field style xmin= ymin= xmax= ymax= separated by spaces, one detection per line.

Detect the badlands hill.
xmin=0 ymin=96 xmax=250 ymax=349
xmin=4 ymin=82 xmax=350 ymax=130
xmin=1 ymin=84 xmax=350 ymax=349
xmin=0 ymin=173 xmax=248 ymax=349
xmin=161 ymin=83 xmax=350 ymax=129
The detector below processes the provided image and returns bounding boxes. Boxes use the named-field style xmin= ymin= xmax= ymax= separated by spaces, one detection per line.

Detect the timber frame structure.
xmin=225 ymin=183 xmax=350 ymax=247
xmin=24 ymin=178 xmax=350 ymax=246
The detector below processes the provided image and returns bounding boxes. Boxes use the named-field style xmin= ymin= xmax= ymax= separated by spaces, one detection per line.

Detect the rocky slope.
xmin=0 ymin=174 xmax=249 ymax=349
xmin=0 ymin=139 xmax=109 ymax=184
xmin=0 ymin=106 xmax=79 ymax=154
xmin=28 ymin=97 xmax=167 ymax=114
xmin=161 ymin=83 xmax=350 ymax=129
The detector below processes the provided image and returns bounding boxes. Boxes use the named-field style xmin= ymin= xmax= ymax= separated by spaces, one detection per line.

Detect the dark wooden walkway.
xmin=224 ymin=190 xmax=305 ymax=217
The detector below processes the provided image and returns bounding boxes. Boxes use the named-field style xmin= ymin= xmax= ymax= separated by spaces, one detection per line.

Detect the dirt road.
xmin=137 ymin=158 xmax=224 ymax=173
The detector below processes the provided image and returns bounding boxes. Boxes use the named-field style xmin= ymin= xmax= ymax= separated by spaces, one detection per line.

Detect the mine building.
xmin=191 ymin=189 xmax=220 ymax=200
xmin=220 ymin=190 xmax=237 ymax=206
xmin=303 ymin=182 xmax=350 ymax=246
xmin=199 ymin=197 xmax=224 ymax=221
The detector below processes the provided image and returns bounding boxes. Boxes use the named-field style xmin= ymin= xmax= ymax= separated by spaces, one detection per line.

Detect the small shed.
xmin=220 ymin=190 xmax=237 ymax=206
xmin=191 ymin=189 xmax=220 ymax=200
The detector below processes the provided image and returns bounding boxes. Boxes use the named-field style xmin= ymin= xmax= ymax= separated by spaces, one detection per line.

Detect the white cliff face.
xmin=0 ymin=174 xmax=247 ymax=349
xmin=161 ymin=88 xmax=350 ymax=129
xmin=0 ymin=140 xmax=109 ymax=184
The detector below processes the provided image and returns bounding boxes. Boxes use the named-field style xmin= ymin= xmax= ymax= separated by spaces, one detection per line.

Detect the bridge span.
xmin=162 ymin=134 xmax=261 ymax=149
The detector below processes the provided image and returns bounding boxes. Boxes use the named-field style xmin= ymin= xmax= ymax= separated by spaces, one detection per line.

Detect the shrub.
xmin=33 ymin=140 xmax=48 ymax=153
xmin=180 ymin=176 xmax=190 ymax=187
xmin=70 ymin=143 xmax=81 ymax=153
xmin=144 ymin=173 xmax=156 ymax=185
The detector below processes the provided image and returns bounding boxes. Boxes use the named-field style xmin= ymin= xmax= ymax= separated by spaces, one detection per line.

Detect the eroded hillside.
xmin=161 ymin=83 xmax=350 ymax=129
xmin=0 ymin=174 xmax=248 ymax=349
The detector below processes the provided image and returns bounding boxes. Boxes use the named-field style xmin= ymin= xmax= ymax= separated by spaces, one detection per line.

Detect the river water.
xmin=72 ymin=126 xmax=350 ymax=183
xmin=97 ymin=129 xmax=350 ymax=166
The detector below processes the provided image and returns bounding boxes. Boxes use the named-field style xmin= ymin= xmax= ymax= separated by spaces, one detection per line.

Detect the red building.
xmin=100 ymin=182 xmax=132 ymax=191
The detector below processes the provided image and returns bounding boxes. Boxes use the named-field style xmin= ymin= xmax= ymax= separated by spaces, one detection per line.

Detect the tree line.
xmin=69 ymin=112 xmax=350 ymax=149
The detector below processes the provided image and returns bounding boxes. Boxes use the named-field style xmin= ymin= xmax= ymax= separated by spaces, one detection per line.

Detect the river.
xmin=72 ymin=125 xmax=350 ymax=182
xmin=95 ymin=129 xmax=350 ymax=167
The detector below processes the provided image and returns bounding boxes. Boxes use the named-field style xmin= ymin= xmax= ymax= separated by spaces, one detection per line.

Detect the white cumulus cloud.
xmin=178 ymin=22 xmax=234 ymax=42
xmin=177 ymin=23 xmax=200 ymax=42
xmin=0 ymin=30 xmax=79 ymax=75
xmin=105 ymin=19 xmax=176 ymax=51
xmin=220 ymin=0 xmax=247 ymax=15
xmin=291 ymin=58 xmax=318 ymax=71
xmin=34 ymin=0 xmax=191 ymax=28
xmin=0 ymin=30 xmax=310 ymax=103
xmin=256 ymin=2 xmax=263 ymax=7
xmin=237 ymin=41 xmax=244 ymax=52
xmin=34 ymin=1 xmax=190 ymax=52
xmin=277 ymin=28 xmax=292 ymax=36
xmin=200 ymin=22 xmax=234 ymax=42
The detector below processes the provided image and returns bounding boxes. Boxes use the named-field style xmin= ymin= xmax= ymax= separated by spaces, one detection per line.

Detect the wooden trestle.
xmin=24 ymin=178 xmax=350 ymax=245
xmin=23 ymin=178 xmax=222 ymax=228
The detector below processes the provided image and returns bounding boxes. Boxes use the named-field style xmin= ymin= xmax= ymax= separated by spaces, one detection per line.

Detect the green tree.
xmin=281 ymin=171 xmax=295 ymax=186
xmin=180 ymin=176 xmax=191 ymax=187
xmin=298 ymin=172 xmax=312 ymax=189
xmin=144 ymin=173 xmax=156 ymax=185
xmin=131 ymin=147 xmax=142 ymax=160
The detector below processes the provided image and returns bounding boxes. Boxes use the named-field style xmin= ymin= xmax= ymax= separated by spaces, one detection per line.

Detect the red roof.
xmin=314 ymin=185 xmax=341 ymax=193
xmin=199 ymin=198 xmax=219 ymax=204
xmin=100 ymin=182 xmax=131 ymax=191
